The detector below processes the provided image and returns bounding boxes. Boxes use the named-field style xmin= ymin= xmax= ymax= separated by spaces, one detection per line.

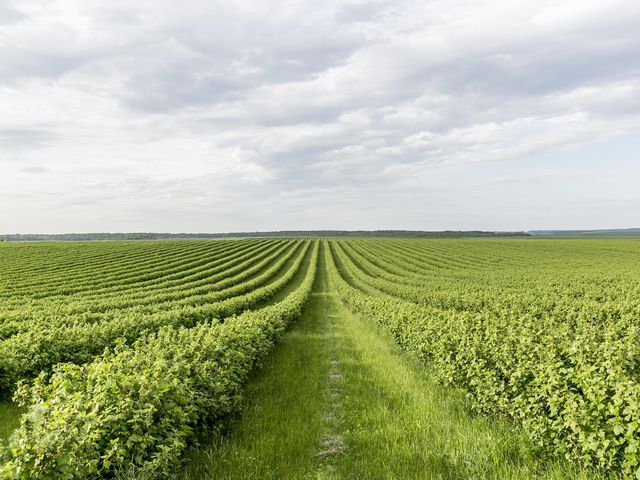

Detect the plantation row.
xmin=0 ymin=239 xmax=317 ymax=478
xmin=327 ymin=239 xmax=640 ymax=477
xmin=1 ymin=238 xmax=640 ymax=477
xmin=0 ymin=240 xmax=310 ymax=396
xmin=1 ymin=243 xmax=318 ymax=478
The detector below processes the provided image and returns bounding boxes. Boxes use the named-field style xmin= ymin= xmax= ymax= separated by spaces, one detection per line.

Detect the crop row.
xmin=0 ymin=240 xmax=231 ymax=296
xmin=0 ymin=242 xmax=319 ymax=479
xmin=337 ymin=240 xmax=640 ymax=325
xmin=0 ymin=239 xmax=290 ymax=319
xmin=0 ymin=241 xmax=311 ymax=395
xmin=327 ymin=240 xmax=640 ymax=476
xmin=0 ymin=240 xmax=292 ymax=332
xmin=0 ymin=239 xmax=273 ymax=302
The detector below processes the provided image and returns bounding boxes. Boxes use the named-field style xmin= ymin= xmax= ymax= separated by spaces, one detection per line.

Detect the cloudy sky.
xmin=1 ymin=0 xmax=639 ymax=233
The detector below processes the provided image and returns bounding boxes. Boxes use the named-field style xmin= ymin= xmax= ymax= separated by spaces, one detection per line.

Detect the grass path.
xmin=0 ymin=401 xmax=21 ymax=442
xmin=179 ymin=246 xmax=601 ymax=479
xmin=178 ymin=247 xmax=331 ymax=479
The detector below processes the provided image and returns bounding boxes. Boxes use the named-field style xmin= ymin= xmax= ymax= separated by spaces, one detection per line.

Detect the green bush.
xmin=326 ymin=240 xmax=640 ymax=477
xmin=0 ymin=242 xmax=309 ymax=396
xmin=0 ymin=244 xmax=317 ymax=478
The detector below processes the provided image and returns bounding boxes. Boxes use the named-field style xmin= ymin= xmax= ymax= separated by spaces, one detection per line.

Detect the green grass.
xmin=178 ymin=246 xmax=605 ymax=479
xmin=178 ymin=249 xmax=331 ymax=479
xmin=0 ymin=401 xmax=22 ymax=442
xmin=325 ymin=289 xmax=602 ymax=479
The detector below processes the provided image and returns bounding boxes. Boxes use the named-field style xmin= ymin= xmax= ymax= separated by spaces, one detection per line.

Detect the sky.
xmin=1 ymin=0 xmax=639 ymax=233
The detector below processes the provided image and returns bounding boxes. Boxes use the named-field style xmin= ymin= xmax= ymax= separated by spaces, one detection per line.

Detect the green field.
xmin=1 ymin=238 xmax=639 ymax=478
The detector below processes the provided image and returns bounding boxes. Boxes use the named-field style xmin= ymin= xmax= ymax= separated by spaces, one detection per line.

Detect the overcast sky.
xmin=1 ymin=0 xmax=639 ymax=233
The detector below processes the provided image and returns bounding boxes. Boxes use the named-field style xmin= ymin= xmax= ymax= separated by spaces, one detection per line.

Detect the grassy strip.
xmin=177 ymin=243 xmax=597 ymax=479
xmin=178 ymin=244 xmax=331 ymax=479
xmin=0 ymin=402 xmax=22 ymax=443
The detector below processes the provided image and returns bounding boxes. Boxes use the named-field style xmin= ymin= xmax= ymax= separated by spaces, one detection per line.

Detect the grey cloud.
xmin=0 ymin=1 xmax=24 ymax=25
xmin=334 ymin=1 xmax=388 ymax=24
xmin=2 ymin=0 xmax=640 ymax=232
xmin=19 ymin=165 xmax=49 ymax=173
xmin=105 ymin=3 xmax=366 ymax=112
xmin=0 ymin=127 xmax=55 ymax=150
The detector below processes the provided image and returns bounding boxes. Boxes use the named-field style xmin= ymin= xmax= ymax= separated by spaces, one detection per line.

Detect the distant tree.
xmin=1 ymin=230 xmax=531 ymax=242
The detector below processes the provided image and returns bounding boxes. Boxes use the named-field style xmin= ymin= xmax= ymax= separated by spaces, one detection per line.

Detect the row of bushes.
xmin=0 ymin=243 xmax=318 ymax=478
xmin=339 ymin=241 xmax=640 ymax=324
xmin=0 ymin=239 xmax=255 ymax=298
xmin=0 ymin=239 xmax=283 ymax=320
xmin=327 ymin=241 xmax=640 ymax=477
xmin=0 ymin=241 xmax=310 ymax=396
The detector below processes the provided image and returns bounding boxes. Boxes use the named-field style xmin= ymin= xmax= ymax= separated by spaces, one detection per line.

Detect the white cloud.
xmin=1 ymin=0 xmax=639 ymax=232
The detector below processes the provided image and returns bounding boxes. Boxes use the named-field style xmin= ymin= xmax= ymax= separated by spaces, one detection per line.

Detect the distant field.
xmin=538 ymin=233 xmax=640 ymax=238
xmin=1 ymin=238 xmax=639 ymax=478
xmin=529 ymin=228 xmax=640 ymax=238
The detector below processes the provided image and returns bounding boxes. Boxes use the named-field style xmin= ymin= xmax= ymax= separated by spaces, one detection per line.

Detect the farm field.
xmin=1 ymin=238 xmax=640 ymax=478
